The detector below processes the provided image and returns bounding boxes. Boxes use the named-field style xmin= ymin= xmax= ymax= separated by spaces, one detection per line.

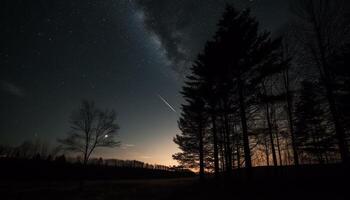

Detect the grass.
xmin=1 ymin=178 xmax=196 ymax=200
xmin=1 ymin=164 xmax=349 ymax=200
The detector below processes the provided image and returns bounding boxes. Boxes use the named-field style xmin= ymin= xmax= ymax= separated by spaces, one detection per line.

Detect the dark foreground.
xmin=1 ymin=165 xmax=349 ymax=200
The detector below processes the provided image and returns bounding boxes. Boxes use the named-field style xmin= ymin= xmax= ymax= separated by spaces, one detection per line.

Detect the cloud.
xmin=121 ymin=144 xmax=136 ymax=149
xmin=1 ymin=81 xmax=25 ymax=97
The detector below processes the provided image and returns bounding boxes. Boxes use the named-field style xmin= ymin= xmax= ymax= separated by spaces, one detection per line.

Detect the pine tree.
xmin=294 ymin=81 xmax=332 ymax=163
xmin=213 ymin=5 xmax=283 ymax=168
xmin=173 ymin=82 xmax=208 ymax=179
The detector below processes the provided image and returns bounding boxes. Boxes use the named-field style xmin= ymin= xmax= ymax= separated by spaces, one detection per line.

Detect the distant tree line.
xmin=173 ymin=0 xmax=350 ymax=178
xmin=0 ymin=157 xmax=193 ymax=181
xmin=0 ymin=139 xmax=61 ymax=160
xmin=0 ymin=141 xmax=185 ymax=173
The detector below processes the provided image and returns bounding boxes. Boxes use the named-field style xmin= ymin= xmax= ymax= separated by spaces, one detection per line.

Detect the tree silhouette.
xmin=174 ymin=4 xmax=285 ymax=174
xmin=332 ymin=44 xmax=350 ymax=146
xmin=58 ymin=100 xmax=120 ymax=165
xmin=294 ymin=81 xmax=334 ymax=163
xmin=173 ymin=2 xmax=350 ymax=177
xmin=280 ymin=33 xmax=301 ymax=166
xmin=196 ymin=42 xmax=222 ymax=177
xmin=258 ymin=82 xmax=283 ymax=167
xmin=213 ymin=5 xmax=283 ymax=168
xmin=173 ymin=81 xmax=209 ymax=179
xmin=291 ymin=0 xmax=350 ymax=163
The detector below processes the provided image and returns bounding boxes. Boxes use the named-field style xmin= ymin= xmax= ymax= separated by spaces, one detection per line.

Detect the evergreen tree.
xmin=213 ymin=5 xmax=283 ymax=168
xmin=294 ymin=81 xmax=332 ymax=163
xmin=173 ymin=83 xmax=208 ymax=179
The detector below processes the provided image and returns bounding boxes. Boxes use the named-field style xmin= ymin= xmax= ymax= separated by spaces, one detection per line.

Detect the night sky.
xmin=1 ymin=0 xmax=289 ymax=165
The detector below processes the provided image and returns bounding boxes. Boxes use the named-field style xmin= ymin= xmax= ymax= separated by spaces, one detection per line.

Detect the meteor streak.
xmin=157 ymin=94 xmax=177 ymax=113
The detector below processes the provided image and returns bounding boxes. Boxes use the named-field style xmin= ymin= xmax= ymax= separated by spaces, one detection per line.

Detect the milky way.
xmin=0 ymin=0 xmax=290 ymax=165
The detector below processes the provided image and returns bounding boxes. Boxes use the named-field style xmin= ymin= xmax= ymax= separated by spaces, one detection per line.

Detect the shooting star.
xmin=157 ymin=94 xmax=177 ymax=113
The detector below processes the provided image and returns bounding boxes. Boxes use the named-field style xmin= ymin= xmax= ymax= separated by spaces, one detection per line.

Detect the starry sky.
xmin=0 ymin=0 xmax=290 ymax=165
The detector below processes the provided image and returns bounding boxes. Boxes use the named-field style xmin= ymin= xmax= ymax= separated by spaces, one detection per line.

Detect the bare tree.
xmin=279 ymin=28 xmax=302 ymax=166
xmin=291 ymin=0 xmax=350 ymax=163
xmin=58 ymin=100 xmax=120 ymax=165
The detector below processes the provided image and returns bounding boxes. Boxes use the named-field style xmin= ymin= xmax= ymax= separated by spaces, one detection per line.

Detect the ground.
xmin=1 ymin=176 xmax=348 ymax=200
xmin=1 ymin=178 xmax=194 ymax=200
xmin=1 ymin=165 xmax=349 ymax=200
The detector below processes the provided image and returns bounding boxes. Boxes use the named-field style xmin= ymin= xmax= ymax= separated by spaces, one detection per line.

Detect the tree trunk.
xmin=275 ymin=131 xmax=283 ymax=166
xmin=199 ymin=124 xmax=205 ymax=180
xmin=238 ymin=79 xmax=252 ymax=168
xmin=266 ymin=106 xmax=278 ymax=167
xmin=286 ymin=145 xmax=291 ymax=165
xmin=222 ymin=118 xmax=228 ymax=172
xmin=219 ymin=128 xmax=226 ymax=171
xmin=283 ymin=70 xmax=299 ymax=166
xmin=231 ymin=124 xmax=236 ymax=169
xmin=211 ymin=113 xmax=220 ymax=177
xmin=264 ymin=136 xmax=270 ymax=166
xmin=263 ymin=83 xmax=278 ymax=166
xmin=237 ymin=141 xmax=241 ymax=169
xmin=272 ymin=106 xmax=283 ymax=166
xmin=223 ymin=109 xmax=232 ymax=174
xmin=84 ymin=137 xmax=89 ymax=166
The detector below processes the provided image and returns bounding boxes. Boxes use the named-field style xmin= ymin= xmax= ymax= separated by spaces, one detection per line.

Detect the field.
xmin=1 ymin=165 xmax=349 ymax=200
xmin=1 ymin=178 xmax=195 ymax=200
